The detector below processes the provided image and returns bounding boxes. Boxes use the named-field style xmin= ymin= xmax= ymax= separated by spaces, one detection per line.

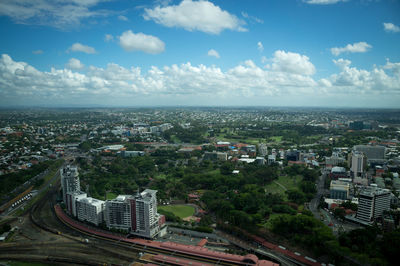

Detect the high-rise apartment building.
xmin=61 ymin=165 xmax=80 ymax=203
xmin=105 ymin=195 xmax=132 ymax=232
xmin=104 ymin=190 xmax=163 ymax=238
xmin=60 ymin=166 xmax=163 ymax=238
xmin=66 ymin=191 xmax=87 ymax=216
xmin=133 ymin=189 xmax=160 ymax=238
xmin=76 ymin=197 xmax=105 ymax=226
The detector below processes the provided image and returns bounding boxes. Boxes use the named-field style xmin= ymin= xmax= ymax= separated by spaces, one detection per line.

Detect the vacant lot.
xmin=158 ymin=204 xmax=195 ymax=219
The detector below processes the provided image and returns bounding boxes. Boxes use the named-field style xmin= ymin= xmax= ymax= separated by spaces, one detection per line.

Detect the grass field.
xmin=158 ymin=204 xmax=195 ymax=219
xmin=269 ymin=136 xmax=283 ymax=142
xmin=265 ymin=175 xmax=302 ymax=200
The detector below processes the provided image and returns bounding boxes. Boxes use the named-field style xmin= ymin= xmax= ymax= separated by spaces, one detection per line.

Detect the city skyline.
xmin=0 ymin=0 xmax=399 ymax=107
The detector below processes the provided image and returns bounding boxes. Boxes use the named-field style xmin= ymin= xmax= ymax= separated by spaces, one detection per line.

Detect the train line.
xmin=54 ymin=204 xmax=278 ymax=266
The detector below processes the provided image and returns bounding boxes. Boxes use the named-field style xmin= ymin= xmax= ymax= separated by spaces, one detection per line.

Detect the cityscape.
xmin=1 ymin=0 xmax=400 ymax=266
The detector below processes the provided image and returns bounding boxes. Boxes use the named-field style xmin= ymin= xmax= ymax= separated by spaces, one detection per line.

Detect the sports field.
xmin=158 ymin=204 xmax=195 ymax=219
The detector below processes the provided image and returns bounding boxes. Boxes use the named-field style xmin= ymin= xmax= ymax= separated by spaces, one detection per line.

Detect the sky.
xmin=0 ymin=0 xmax=399 ymax=108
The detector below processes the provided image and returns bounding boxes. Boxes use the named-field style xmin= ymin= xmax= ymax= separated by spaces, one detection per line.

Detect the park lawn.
xmin=270 ymin=136 xmax=283 ymax=142
xmin=264 ymin=175 xmax=303 ymax=201
xmin=158 ymin=204 xmax=195 ymax=219
xmin=106 ymin=192 xmax=117 ymax=200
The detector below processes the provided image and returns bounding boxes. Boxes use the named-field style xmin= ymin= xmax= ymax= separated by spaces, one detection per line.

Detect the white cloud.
xmin=119 ymin=30 xmax=165 ymax=54
xmin=304 ymin=0 xmax=346 ymax=4
xmin=143 ymin=0 xmax=246 ymax=34
xmin=257 ymin=41 xmax=264 ymax=52
xmin=68 ymin=43 xmax=96 ymax=54
xmin=329 ymin=58 xmax=400 ymax=93
xmin=331 ymin=42 xmax=372 ymax=56
xmin=383 ymin=22 xmax=400 ymax=33
xmin=0 ymin=0 xmax=109 ymax=29
xmin=1 ymin=53 xmax=399 ymax=106
xmin=241 ymin=12 xmax=263 ymax=24
xmin=66 ymin=58 xmax=84 ymax=70
xmin=118 ymin=15 xmax=128 ymax=21
xmin=104 ymin=34 xmax=113 ymax=42
xmin=207 ymin=49 xmax=220 ymax=58
xmin=32 ymin=50 xmax=43 ymax=54
xmin=270 ymin=50 xmax=316 ymax=76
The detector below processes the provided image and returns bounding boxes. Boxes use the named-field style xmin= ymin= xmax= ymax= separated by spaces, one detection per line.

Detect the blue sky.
xmin=0 ymin=0 xmax=399 ymax=107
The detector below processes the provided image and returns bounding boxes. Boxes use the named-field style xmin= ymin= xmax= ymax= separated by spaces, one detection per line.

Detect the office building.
xmin=356 ymin=186 xmax=391 ymax=223
xmin=61 ymin=165 xmax=80 ymax=204
xmin=286 ymin=150 xmax=300 ymax=162
xmin=325 ymin=152 xmax=346 ymax=167
xmin=354 ymin=145 xmax=385 ymax=162
xmin=351 ymin=152 xmax=365 ymax=178
xmin=76 ymin=197 xmax=105 ymax=226
xmin=329 ymin=180 xmax=350 ymax=200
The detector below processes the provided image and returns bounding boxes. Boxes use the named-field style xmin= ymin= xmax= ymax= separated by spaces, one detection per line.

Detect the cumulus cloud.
xmin=257 ymin=42 xmax=264 ymax=52
xmin=304 ymin=0 xmax=346 ymax=4
xmin=119 ymin=30 xmax=165 ymax=54
xmin=104 ymin=34 xmax=113 ymax=42
xmin=68 ymin=43 xmax=96 ymax=54
xmin=143 ymin=0 xmax=246 ymax=34
xmin=207 ymin=49 xmax=220 ymax=58
xmin=331 ymin=42 xmax=372 ymax=56
xmin=270 ymin=50 xmax=316 ymax=76
xmin=329 ymin=58 xmax=400 ymax=93
xmin=66 ymin=58 xmax=84 ymax=70
xmin=383 ymin=22 xmax=400 ymax=33
xmin=0 ymin=0 xmax=110 ymax=29
xmin=1 ymin=53 xmax=399 ymax=106
xmin=118 ymin=15 xmax=128 ymax=21
xmin=32 ymin=50 xmax=43 ymax=54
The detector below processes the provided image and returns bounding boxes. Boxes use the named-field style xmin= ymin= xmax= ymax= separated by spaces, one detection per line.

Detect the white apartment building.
xmin=76 ymin=197 xmax=105 ymax=226
xmin=66 ymin=191 xmax=87 ymax=217
xmin=133 ymin=189 xmax=160 ymax=239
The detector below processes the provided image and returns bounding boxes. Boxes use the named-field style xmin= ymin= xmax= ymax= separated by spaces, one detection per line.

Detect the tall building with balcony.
xmin=104 ymin=195 xmax=132 ymax=232
xmin=61 ymin=165 xmax=80 ymax=203
xmin=104 ymin=190 xmax=163 ymax=238
xmin=66 ymin=191 xmax=87 ymax=216
xmin=133 ymin=189 xmax=160 ymax=238
xmin=76 ymin=197 xmax=105 ymax=226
